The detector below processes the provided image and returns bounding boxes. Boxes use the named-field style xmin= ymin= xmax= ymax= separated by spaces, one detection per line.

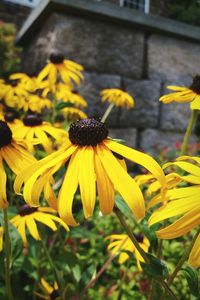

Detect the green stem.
xmin=3 ymin=208 xmax=13 ymax=300
xmin=114 ymin=206 xmax=149 ymax=264
xmin=148 ymin=239 xmax=164 ymax=300
xmin=114 ymin=207 xmax=178 ymax=300
xmin=101 ymin=103 xmax=115 ymax=123
xmin=160 ymin=229 xmax=200 ymax=300
xmin=40 ymin=237 xmax=63 ymax=299
xmin=180 ymin=109 xmax=198 ymax=155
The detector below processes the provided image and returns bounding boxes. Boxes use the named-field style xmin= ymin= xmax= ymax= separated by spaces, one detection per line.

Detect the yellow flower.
xmin=36 ymin=278 xmax=60 ymax=300
xmin=148 ymin=156 xmax=200 ymax=267
xmin=10 ymin=205 xmax=69 ymax=246
xmin=61 ymin=107 xmax=87 ymax=121
xmin=55 ymin=83 xmax=87 ymax=108
xmin=0 ymin=120 xmax=36 ymax=208
xmin=38 ymin=53 xmax=84 ymax=87
xmin=160 ymin=75 xmax=200 ymax=110
xmin=15 ymin=118 xmax=165 ymax=226
xmin=25 ymin=94 xmax=52 ymax=113
xmin=9 ymin=73 xmax=37 ymax=92
xmin=106 ymin=234 xmax=150 ymax=271
xmin=1 ymin=80 xmax=28 ymax=110
xmin=101 ymin=88 xmax=134 ymax=108
xmin=10 ymin=114 xmax=67 ymax=153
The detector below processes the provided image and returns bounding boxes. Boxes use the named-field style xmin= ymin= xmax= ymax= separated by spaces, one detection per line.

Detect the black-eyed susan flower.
xmin=11 ymin=114 xmax=67 ymax=153
xmin=101 ymin=88 xmax=134 ymax=108
xmin=160 ymin=75 xmax=200 ymax=110
xmin=37 ymin=53 xmax=84 ymax=87
xmin=9 ymin=73 xmax=36 ymax=92
xmin=15 ymin=118 xmax=165 ymax=226
xmin=55 ymin=83 xmax=87 ymax=108
xmin=148 ymin=156 xmax=200 ymax=267
xmin=25 ymin=94 xmax=52 ymax=113
xmin=106 ymin=233 xmax=150 ymax=271
xmin=61 ymin=107 xmax=87 ymax=121
xmin=10 ymin=205 xmax=69 ymax=246
xmin=0 ymin=120 xmax=36 ymax=208
xmin=35 ymin=278 xmax=60 ymax=300
xmin=1 ymin=80 xmax=28 ymax=110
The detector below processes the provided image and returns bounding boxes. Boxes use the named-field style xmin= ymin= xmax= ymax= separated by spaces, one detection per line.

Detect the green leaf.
xmin=182 ymin=266 xmax=199 ymax=297
xmin=55 ymin=102 xmax=73 ymax=111
xmin=72 ymin=264 xmax=82 ymax=283
xmin=80 ymin=264 xmax=97 ymax=287
xmin=141 ymin=253 xmax=169 ymax=280
xmin=115 ymin=196 xmax=133 ymax=219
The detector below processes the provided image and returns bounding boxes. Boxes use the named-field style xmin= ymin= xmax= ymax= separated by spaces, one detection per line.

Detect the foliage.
xmin=0 ymin=21 xmax=21 ymax=77
xmin=169 ymin=0 xmax=200 ymax=26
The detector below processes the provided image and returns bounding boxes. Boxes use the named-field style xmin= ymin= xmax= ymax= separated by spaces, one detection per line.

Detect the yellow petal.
xmin=149 ymin=195 xmax=200 ymax=226
xmin=79 ymin=147 xmax=96 ymax=219
xmin=0 ymin=156 xmax=8 ymax=208
xmin=33 ymin=212 xmax=57 ymax=231
xmin=17 ymin=218 xmax=27 ymax=245
xmin=58 ymin=151 xmax=79 ymax=226
xmin=41 ymin=278 xmax=53 ymax=294
xmin=156 ymin=206 xmax=200 ymax=239
xmin=105 ymin=140 xmax=165 ymax=187
xmin=97 ymin=144 xmax=145 ymax=219
xmin=26 ymin=216 xmax=40 ymax=240
xmin=94 ymin=150 xmax=114 ymax=214
xmin=188 ymin=233 xmax=200 ymax=267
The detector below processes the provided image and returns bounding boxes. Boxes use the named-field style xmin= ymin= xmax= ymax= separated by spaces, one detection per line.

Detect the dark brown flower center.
xmin=19 ymin=204 xmax=38 ymax=216
xmin=134 ymin=234 xmax=144 ymax=243
xmin=190 ymin=75 xmax=200 ymax=94
xmin=4 ymin=111 xmax=18 ymax=123
xmin=50 ymin=290 xmax=60 ymax=300
xmin=23 ymin=114 xmax=43 ymax=126
xmin=0 ymin=121 xmax=12 ymax=148
xmin=69 ymin=118 xmax=108 ymax=146
xmin=49 ymin=53 xmax=64 ymax=64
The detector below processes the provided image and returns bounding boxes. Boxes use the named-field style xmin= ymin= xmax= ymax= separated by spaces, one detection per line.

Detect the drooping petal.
xmin=149 ymin=196 xmax=200 ymax=226
xmin=94 ymin=150 xmax=114 ymax=214
xmin=33 ymin=212 xmax=57 ymax=231
xmin=97 ymin=144 xmax=145 ymax=219
xmin=156 ymin=206 xmax=200 ymax=239
xmin=105 ymin=140 xmax=165 ymax=187
xmin=26 ymin=216 xmax=40 ymax=240
xmin=163 ymin=161 xmax=200 ymax=177
xmin=188 ymin=233 xmax=200 ymax=267
xmin=78 ymin=147 xmax=96 ymax=219
xmin=16 ymin=218 xmax=27 ymax=245
xmin=0 ymin=156 xmax=8 ymax=208
xmin=58 ymin=150 xmax=79 ymax=226
xmin=41 ymin=278 xmax=54 ymax=294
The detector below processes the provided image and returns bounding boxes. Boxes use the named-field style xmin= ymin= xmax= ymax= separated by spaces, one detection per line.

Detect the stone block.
xmin=22 ymin=12 xmax=144 ymax=78
xmin=109 ymin=128 xmax=137 ymax=148
xmin=140 ymin=128 xmax=198 ymax=156
xmin=119 ymin=79 xmax=161 ymax=128
xmin=148 ymin=34 xmax=200 ymax=81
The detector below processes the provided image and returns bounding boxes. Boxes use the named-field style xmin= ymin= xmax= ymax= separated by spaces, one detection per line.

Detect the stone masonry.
xmin=17 ymin=0 xmax=200 ymax=155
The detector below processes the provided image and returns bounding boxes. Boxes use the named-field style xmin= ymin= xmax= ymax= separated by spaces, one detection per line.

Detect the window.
xmin=4 ymin=0 xmax=41 ymax=8
xmin=120 ymin=0 xmax=150 ymax=14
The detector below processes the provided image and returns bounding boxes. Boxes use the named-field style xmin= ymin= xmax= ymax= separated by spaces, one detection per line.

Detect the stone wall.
xmin=19 ymin=3 xmax=200 ymax=155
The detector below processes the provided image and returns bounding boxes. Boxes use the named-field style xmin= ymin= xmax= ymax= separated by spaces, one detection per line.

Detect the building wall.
xmin=20 ymin=8 xmax=199 ymax=155
xmin=0 ymin=1 xmax=31 ymax=28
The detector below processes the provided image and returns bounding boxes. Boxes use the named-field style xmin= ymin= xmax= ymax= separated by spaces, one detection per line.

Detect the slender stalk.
xmin=40 ymin=237 xmax=63 ymax=299
xmin=180 ymin=109 xmax=198 ymax=155
xmin=114 ymin=207 xmax=178 ymax=300
xmin=148 ymin=239 xmax=164 ymax=300
xmin=114 ymin=206 xmax=149 ymax=264
xmin=79 ymin=236 xmax=128 ymax=299
xmin=101 ymin=103 xmax=115 ymax=123
xmin=160 ymin=229 xmax=200 ymax=300
xmin=3 ymin=208 xmax=13 ymax=300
